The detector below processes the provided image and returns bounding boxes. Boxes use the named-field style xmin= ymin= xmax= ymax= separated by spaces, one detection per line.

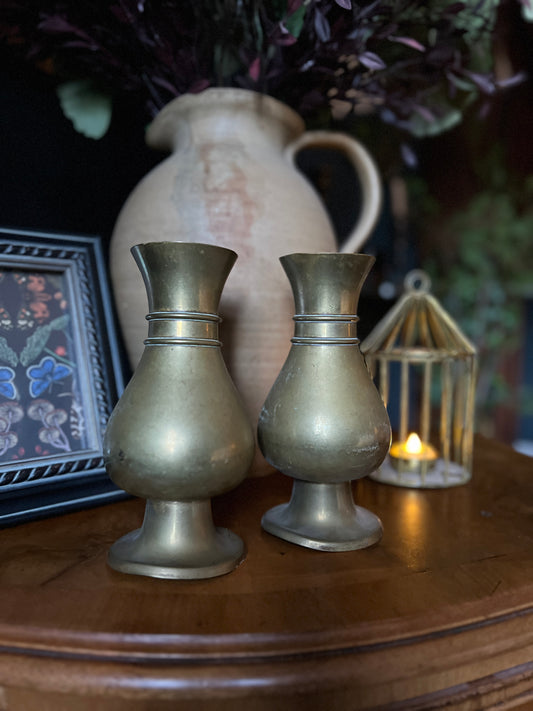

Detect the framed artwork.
xmin=0 ymin=228 xmax=126 ymax=525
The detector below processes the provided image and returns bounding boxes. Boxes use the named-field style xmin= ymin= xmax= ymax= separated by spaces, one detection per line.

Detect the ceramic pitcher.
xmin=110 ymin=88 xmax=381 ymax=474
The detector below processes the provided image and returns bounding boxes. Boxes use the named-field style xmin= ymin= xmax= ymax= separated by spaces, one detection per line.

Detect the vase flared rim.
xmin=280 ymin=252 xmax=375 ymax=263
xmin=132 ymin=240 xmax=237 ymax=260
xmin=146 ymin=88 xmax=305 ymax=149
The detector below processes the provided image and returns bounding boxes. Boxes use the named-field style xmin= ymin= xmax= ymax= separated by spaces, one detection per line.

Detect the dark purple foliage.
xmin=0 ymin=0 xmax=497 ymax=132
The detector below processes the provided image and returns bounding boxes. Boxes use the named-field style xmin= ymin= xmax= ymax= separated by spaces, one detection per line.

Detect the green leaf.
xmin=20 ymin=325 xmax=52 ymax=367
xmin=20 ymin=315 xmax=71 ymax=367
xmin=285 ymin=5 xmax=307 ymax=39
xmin=213 ymin=45 xmax=242 ymax=83
xmin=0 ymin=337 xmax=18 ymax=367
xmin=522 ymin=1 xmax=533 ymax=22
xmin=406 ymin=108 xmax=463 ymax=138
xmin=50 ymin=315 xmax=70 ymax=332
xmin=57 ymin=80 xmax=113 ymax=139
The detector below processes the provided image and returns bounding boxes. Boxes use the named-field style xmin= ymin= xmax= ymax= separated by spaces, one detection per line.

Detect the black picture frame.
xmin=0 ymin=227 xmax=126 ymax=525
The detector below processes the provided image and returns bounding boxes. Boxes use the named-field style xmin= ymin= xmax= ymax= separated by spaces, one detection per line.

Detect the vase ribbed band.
xmin=291 ymin=313 xmax=360 ymax=345
xmin=144 ymin=311 xmax=222 ymax=347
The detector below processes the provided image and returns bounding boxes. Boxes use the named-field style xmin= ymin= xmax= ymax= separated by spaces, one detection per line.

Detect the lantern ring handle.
xmin=404 ymin=270 xmax=431 ymax=293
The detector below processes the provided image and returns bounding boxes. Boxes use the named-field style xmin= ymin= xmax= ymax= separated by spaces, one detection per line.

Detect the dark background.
xmin=2 ymin=42 xmax=532 ymax=449
xmin=1 ymin=49 xmax=159 ymax=247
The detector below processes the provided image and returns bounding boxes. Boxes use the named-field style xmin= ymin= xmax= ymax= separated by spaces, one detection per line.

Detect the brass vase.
xmin=104 ymin=242 xmax=255 ymax=579
xmin=258 ymin=253 xmax=391 ymax=551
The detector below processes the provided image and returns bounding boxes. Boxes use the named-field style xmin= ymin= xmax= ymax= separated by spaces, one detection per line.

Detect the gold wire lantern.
xmin=361 ymin=270 xmax=477 ymax=488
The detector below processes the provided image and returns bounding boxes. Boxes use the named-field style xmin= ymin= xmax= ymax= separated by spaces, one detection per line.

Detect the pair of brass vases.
xmin=104 ymin=242 xmax=391 ymax=580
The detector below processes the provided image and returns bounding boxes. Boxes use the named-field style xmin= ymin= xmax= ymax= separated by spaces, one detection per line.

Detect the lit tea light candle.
xmin=389 ymin=432 xmax=438 ymax=473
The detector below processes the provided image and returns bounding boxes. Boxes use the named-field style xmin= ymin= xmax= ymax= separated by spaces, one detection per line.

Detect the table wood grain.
xmin=0 ymin=435 xmax=531 ymax=710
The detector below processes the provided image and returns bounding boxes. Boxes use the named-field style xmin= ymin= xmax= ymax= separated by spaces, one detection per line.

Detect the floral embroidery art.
xmin=0 ymin=269 xmax=85 ymax=461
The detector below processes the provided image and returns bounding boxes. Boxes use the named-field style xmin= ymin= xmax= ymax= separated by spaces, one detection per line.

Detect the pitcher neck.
xmin=146 ymin=88 xmax=305 ymax=152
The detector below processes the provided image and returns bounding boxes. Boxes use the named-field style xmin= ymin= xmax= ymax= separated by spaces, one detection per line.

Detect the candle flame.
xmin=405 ymin=432 xmax=423 ymax=454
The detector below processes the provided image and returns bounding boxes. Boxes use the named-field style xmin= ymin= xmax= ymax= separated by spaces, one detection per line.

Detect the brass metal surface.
xmin=262 ymin=480 xmax=382 ymax=552
xmin=258 ymin=253 xmax=391 ymax=551
xmin=104 ymin=242 xmax=254 ymax=579
xmin=107 ymin=500 xmax=245 ymax=580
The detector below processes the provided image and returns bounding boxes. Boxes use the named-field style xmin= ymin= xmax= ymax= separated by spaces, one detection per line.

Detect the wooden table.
xmin=0 ymin=436 xmax=531 ymax=710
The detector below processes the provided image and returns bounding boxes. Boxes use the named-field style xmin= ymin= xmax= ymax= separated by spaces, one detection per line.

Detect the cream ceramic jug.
xmin=110 ymin=88 xmax=381 ymax=475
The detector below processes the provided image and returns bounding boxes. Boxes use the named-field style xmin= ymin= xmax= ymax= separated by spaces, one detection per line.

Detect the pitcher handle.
xmin=285 ymin=131 xmax=382 ymax=254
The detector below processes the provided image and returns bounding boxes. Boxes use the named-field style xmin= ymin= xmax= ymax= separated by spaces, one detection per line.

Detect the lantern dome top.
xmin=361 ymin=270 xmax=476 ymax=358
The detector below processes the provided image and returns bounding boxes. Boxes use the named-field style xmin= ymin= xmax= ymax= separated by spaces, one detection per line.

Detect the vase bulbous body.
xmin=258 ymin=253 xmax=391 ymax=551
xmin=104 ymin=242 xmax=255 ymax=579
xmin=110 ymin=88 xmax=381 ymax=475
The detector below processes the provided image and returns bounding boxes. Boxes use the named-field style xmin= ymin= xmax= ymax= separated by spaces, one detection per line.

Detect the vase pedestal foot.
xmin=261 ymin=480 xmax=382 ymax=552
xmin=107 ymin=499 xmax=245 ymax=580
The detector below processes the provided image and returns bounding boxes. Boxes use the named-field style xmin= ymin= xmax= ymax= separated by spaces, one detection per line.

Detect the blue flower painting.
xmin=27 ymin=356 xmax=73 ymax=398
xmin=0 ymin=269 xmax=86 ymax=461
xmin=0 ymin=367 xmax=16 ymax=400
